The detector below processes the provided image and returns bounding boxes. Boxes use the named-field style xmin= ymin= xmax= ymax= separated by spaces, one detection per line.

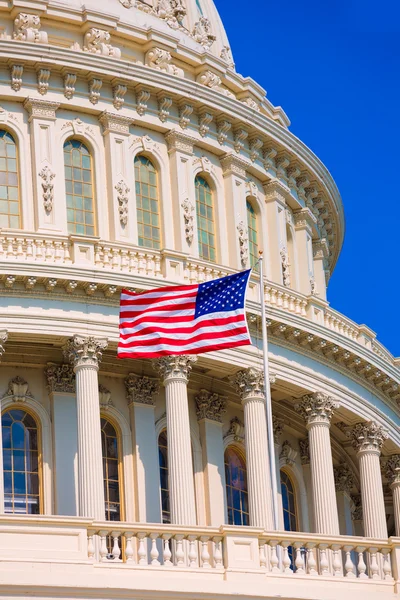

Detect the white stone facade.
xmin=0 ymin=1 xmax=399 ymax=599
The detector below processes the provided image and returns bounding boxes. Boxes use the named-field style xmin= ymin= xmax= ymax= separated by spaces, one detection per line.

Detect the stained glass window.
xmin=195 ymin=175 xmax=216 ymax=262
xmin=64 ymin=139 xmax=95 ymax=236
xmin=0 ymin=130 xmax=20 ymax=229
xmin=2 ymin=409 xmax=40 ymax=514
xmin=158 ymin=429 xmax=170 ymax=524
xmin=135 ymin=155 xmax=161 ymax=249
xmin=225 ymin=446 xmax=249 ymax=526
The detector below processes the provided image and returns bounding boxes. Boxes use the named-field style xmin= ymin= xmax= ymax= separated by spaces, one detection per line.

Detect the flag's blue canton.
xmin=195 ymin=270 xmax=251 ymax=319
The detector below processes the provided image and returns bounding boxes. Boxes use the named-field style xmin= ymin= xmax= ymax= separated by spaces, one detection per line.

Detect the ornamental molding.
xmin=237 ymin=220 xmax=249 ymax=268
xmin=273 ymin=415 xmax=285 ymax=443
xmin=220 ymin=153 xmax=249 ymax=178
xmin=334 ymin=463 xmax=354 ymax=493
xmin=145 ymin=48 xmax=182 ymax=77
xmin=299 ymin=438 xmax=310 ymax=465
xmin=63 ymin=73 xmax=77 ymax=100
xmin=99 ymin=384 xmax=113 ymax=410
xmin=293 ymin=208 xmax=315 ymax=231
xmin=348 ymin=421 xmax=388 ymax=454
xmin=45 ymin=362 xmax=75 ymax=393
xmin=193 ymin=155 xmax=215 ymax=175
xmin=224 ymin=416 xmax=245 ymax=442
xmin=63 ymin=335 xmax=108 ymax=369
xmin=178 ymin=102 xmax=194 ymax=130
xmin=195 ymin=389 xmax=227 ymax=423
xmin=263 ymin=180 xmax=289 ymax=205
xmin=37 ymin=68 xmax=51 ymax=96
xmin=113 ymin=83 xmax=128 ymax=110
xmin=246 ymin=179 xmax=258 ymax=198
xmin=134 ymin=0 xmax=187 ymax=32
xmin=23 ymin=98 xmax=60 ymax=121
xmin=233 ymin=128 xmax=248 ymax=154
xmin=295 ymin=391 xmax=339 ymax=425
xmin=115 ymin=180 xmax=130 ymax=226
xmin=216 ymin=119 xmax=232 ymax=145
xmin=83 ymin=28 xmax=121 ymax=58
xmin=192 ymin=17 xmax=216 ymax=50
xmin=280 ymin=440 xmax=297 ymax=466
xmin=198 ymin=110 xmax=214 ymax=138
xmin=62 ymin=118 xmax=95 ymax=137
xmin=165 ymin=130 xmax=195 ymax=154
xmin=130 ymin=134 xmax=160 ymax=153
xmin=248 ymin=136 xmax=263 ymax=163
xmin=158 ymin=93 xmax=173 ymax=123
xmin=39 ymin=166 xmax=55 ymax=214
xmin=124 ymin=374 xmax=159 ymax=406
xmin=136 ymin=86 xmax=151 ymax=117
xmin=88 ymin=78 xmax=102 ymax=105
xmin=230 ymin=368 xmax=265 ymax=402
xmin=13 ymin=13 xmax=48 ymax=44
xmin=196 ymin=70 xmax=235 ymax=98
xmin=99 ymin=111 xmax=133 ymax=135
xmin=240 ymin=96 xmax=261 ymax=112
xmin=2 ymin=376 xmax=34 ymax=402
xmin=10 ymin=65 xmax=23 ymax=92
xmin=220 ymin=46 xmax=235 ymax=69
xmin=0 ymin=330 xmax=7 ymax=359
xmin=181 ymin=198 xmax=194 ymax=245
xmin=0 ymin=107 xmax=17 ymax=125
xmin=384 ymin=455 xmax=400 ymax=485
xmin=313 ymin=239 xmax=330 ymax=260
xmin=152 ymin=355 xmax=197 ymax=383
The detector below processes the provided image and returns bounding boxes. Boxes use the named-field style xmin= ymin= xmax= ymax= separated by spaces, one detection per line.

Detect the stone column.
xmin=64 ymin=335 xmax=108 ymax=520
xmin=153 ymin=355 xmax=197 ymax=525
xmin=348 ymin=422 xmax=388 ymax=538
xmin=125 ymin=374 xmax=160 ymax=523
xmin=230 ymin=368 xmax=274 ymax=530
xmin=195 ymin=389 xmax=227 ymax=526
xmin=0 ymin=330 xmax=8 ymax=513
xmin=384 ymin=455 xmax=400 ymax=536
xmin=334 ymin=463 xmax=355 ymax=535
xmin=295 ymin=392 xmax=340 ymax=534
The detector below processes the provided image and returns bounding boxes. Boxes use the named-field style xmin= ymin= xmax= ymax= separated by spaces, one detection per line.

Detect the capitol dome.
xmin=0 ymin=1 xmax=398 ymax=599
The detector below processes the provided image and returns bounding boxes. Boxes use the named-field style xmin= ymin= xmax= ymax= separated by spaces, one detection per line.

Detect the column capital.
xmin=348 ymin=421 xmax=388 ymax=455
xmin=0 ymin=330 xmax=8 ymax=360
xmin=384 ymin=454 xmax=400 ymax=486
xmin=219 ymin=153 xmax=249 ymax=178
xmin=63 ymin=335 xmax=108 ymax=370
xmin=272 ymin=415 xmax=284 ymax=443
xmin=99 ymin=110 xmax=133 ymax=135
xmin=124 ymin=373 xmax=159 ymax=406
xmin=334 ymin=463 xmax=354 ymax=494
xmin=165 ymin=129 xmax=195 ymax=155
xmin=295 ymin=391 xmax=339 ymax=426
xmin=230 ymin=367 xmax=265 ymax=402
xmin=23 ymin=97 xmax=60 ymax=121
xmin=152 ymin=355 xmax=197 ymax=383
xmin=195 ymin=389 xmax=227 ymax=423
xmin=45 ymin=362 xmax=76 ymax=393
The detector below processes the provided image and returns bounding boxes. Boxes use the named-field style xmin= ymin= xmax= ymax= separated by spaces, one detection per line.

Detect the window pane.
xmin=195 ymin=176 xmax=215 ymax=262
xmin=246 ymin=200 xmax=259 ymax=270
xmin=224 ymin=446 xmax=248 ymax=526
xmin=0 ymin=130 xmax=20 ymax=228
xmin=63 ymin=139 xmax=96 ymax=236
xmin=135 ymin=155 xmax=160 ymax=249
xmin=101 ymin=418 xmax=121 ymax=526
xmin=158 ymin=429 xmax=170 ymax=524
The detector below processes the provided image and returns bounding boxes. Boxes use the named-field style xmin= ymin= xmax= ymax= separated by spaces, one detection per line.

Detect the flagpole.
xmin=258 ymin=251 xmax=280 ymax=531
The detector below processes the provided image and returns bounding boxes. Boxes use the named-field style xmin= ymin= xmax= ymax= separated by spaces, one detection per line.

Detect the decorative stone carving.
xmin=220 ymin=46 xmax=234 ymax=68
xmin=13 ymin=13 xmax=48 ymax=44
xmin=280 ymin=247 xmax=291 ymax=287
xmin=246 ymin=180 xmax=258 ymax=198
xmin=39 ymin=166 xmax=55 ymax=213
xmin=9 ymin=65 xmax=23 ymax=92
xmin=119 ymin=0 xmax=136 ymax=6
xmin=237 ymin=220 xmax=249 ymax=268
xmin=263 ymin=147 xmax=277 ymax=172
xmin=88 ymin=78 xmax=102 ymax=105
xmin=192 ymin=17 xmax=216 ymax=50
xmin=158 ymin=94 xmax=173 ymax=123
xmin=156 ymin=0 xmax=187 ymax=25
xmin=384 ymin=455 xmax=400 ymax=485
xmin=136 ymin=87 xmax=151 ymax=116
xmin=62 ymin=118 xmax=93 ymax=136
xmin=3 ymin=376 xmax=34 ymax=402
xmin=241 ymin=97 xmax=260 ymax=112
xmin=165 ymin=130 xmax=194 ymax=154
xmin=334 ymin=463 xmax=354 ymax=493
xmin=178 ymin=103 xmax=193 ymax=129
xmin=64 ymin=73 xmax=77 ymax=100
xmin=280 ymin=440 xmax=297 ymax=466
xmin=181 ymin=198 xmax=194 ymax=245
xmin=0 ymin=330 xmax=8 ymax=359
xmin=145 ymin=48 xmax=181 ymax=76
xmin=272 ymin=415 xmax=285 ymax=443
xmin=125 ymin=373 xmax=159 ymax=406
xmin=249 ymin=137 xmax=263 ymax=163
xmin=348 ymin=421 xmax=388 ymax=453
xmin=64 ymin=335 xmax=108 ymax=369
xmin=153 ymin=355 xmax=197 ymax=383
xmin=220 ymin=154 xmax=248 ymax=178
xmin=233 ymin=128 xmax=248 ymax=154
xmin=295 ymin=391 xmax=339 ymax=425
xmin=230 ymin=368 xmax=265 ymax=402
xmin=83 ymin=28 xmax=121 ymax=57
xmin=114 ymin=180 xmax=130 ymax=226
xmin=216 ymin=119 xmax=232 ymax=145
xmin=225 ymin=416 xmax=245 ymax=442
xmin=45 ymin=363 xmax=76 ymax=393
xmin=195 ymin=389 xmax=227 ymax=423
xmin=99 ymin=384 xmax=113 ymax=410
xmin=198 ymin=111 xmax=213 ymax=137
xmin=351 ymin=494 xmax=363 ymax=521
xmin=196 ymin=70 xmax=234 ymax=98
xmin=37 ymin=69 xmax=50 ymax=95
xmin=99 ymin=112 xmax=133 ymax=135
xmin=23 ymin=98 xmax=60 ymax=121
xmin=5 ymin=275 xmax=16 ymax=289
xmin=299 ymin=438 xmax=310 ymax=465
xmin=113 ymin=83 xmax=127 ymax=110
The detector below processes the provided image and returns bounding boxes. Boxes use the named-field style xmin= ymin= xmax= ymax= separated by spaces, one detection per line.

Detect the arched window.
xmin=224 ymin=446 xmax=249 ymax=526
xmin=280 ymin=469 xmax=298 ymax=532
xmin=101 ymin=418 xmax=121 ymax=522
xmin=0 ymin=130 xmax=20 ymax=229
xmin=135 ymin=155 xmax=161 ymax=249
xmin=195 ymin=175 xmax=216 ymax=262
xmin=63 ymin=139 xmax=95 ymax=236
xmin=2 ymin=408 xmax=41 ymax=514
xmin=246 ymin=199 xmax=258 ymax=269
xmin=158 ymin=429 xmax=170 ymax=524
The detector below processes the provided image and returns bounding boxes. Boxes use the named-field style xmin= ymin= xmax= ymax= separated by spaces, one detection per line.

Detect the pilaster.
xmin=293 ymin=209 xmax=315 ymax=296
xmin=263 ymin=180 xmax=288 ymax=284
xmin=312 ymin=239 xmax=329 ymax=301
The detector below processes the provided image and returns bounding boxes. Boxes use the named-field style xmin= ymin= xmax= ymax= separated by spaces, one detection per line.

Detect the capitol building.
xmin=0 ymin=1 xmax=399 ymax=599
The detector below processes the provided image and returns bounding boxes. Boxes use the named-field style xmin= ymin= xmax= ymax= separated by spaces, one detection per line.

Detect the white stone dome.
xmin=45 ymin=0 xmax=234 ymax=65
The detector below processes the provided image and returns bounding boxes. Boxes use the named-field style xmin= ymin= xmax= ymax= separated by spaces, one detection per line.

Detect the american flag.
xmin=118 ymin=269 xmax=252 ymax=359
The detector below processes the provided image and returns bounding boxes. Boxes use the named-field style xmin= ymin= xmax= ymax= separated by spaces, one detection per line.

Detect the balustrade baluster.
xmin=111 ymin=531 xmax=121 ymax=561
xmin=87 ymin=533 xmax=95 ymax=559
xmin=150 ymin=533 xmax=160 ymax=565
xmin=269 ymin=540 xmax=280 ymax=573
xmin=259 ymin=539 xmax=267 ymax=569
xmin=175 ymin=535 xmax=185 ymax=567
xmin=213 ymin=537 xmax=223 ymax=568
xmin=382 ymin=549 xmax=393 ymax=580
xmin=306 ymin=544 xmax=317 ymax=575
xmin=356 ymin=546 xmax=368 ymax=579
xmin=16 ymin=238 xmax=24 ymax=257
xmin=124 ymin=532 xmax=135 ymax=563
xmin=26 ymin=239 xmax=33 ymax=259
xmin=6 ymin=237 xmax=14 ymax=257
xmin=129 ymin=251 xmax=138 ymax=273
xmin=187 ymin=535 xmax=198 ymax=568
xmin=112 ymin=248 xmax=120 ymax=269
xmin=99 ymin=531 xmax=108 ymax=562
xmin=0 ymin=237 xmax=4 ymax=257
xmin=94 ymin=245 xmax=102 ymax=265
xmin=319 ymin=544 xmax=329 ymax=576
xmin=103 ymin=247 xmax=111 ymax=268
xmin=368 ymin=547 xmax=380 ymax=580
xmin=343 ymin=545 xmax=355 ymax=578
xmin=294 ymin=543 xmax=305 ymax=574
xmin=281 ymin=541 xmax=292 ymax=573
xmin=154 ymin=254 xmax=161 ymax=276
xmin=200 ymin=536 xmax=211 ymax=569
xmin=121 ymin=249 xmax=128 ymax=270
xmin=137 ymin=533 xmax=148 ymax=565
xmin=162 ymin=534 xmax=172 ymax=566
xmin=331 ymin=544 xmax=342 ymax=576
xmin=63 ymin=241 xmax=71 ymax=262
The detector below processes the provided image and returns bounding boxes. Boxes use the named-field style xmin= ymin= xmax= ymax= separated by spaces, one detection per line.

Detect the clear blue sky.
xmin=215 ymin=0 xmax=400 ymax=357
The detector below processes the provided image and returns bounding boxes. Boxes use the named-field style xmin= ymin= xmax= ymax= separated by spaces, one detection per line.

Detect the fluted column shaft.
xmin=153 ymin=356 xmax=197 ymax=525
xmin=296 ymin=392 xmax=340 ymax=535
xmin=392 ymin=482 xmax=400 ymax=536
xmin=231 ymin=369 xmax=274 ymax=530
xmin=349 ymin=421 xmax=388 ymax=539
xmin=385 ymin=455 xmax=400 ymax=536
xmin=64 ymin=335 xmax=107 ymax=520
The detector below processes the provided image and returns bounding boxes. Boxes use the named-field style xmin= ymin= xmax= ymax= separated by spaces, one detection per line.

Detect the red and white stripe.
xmin=118 ymin=282 xmax=251 ymax=359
